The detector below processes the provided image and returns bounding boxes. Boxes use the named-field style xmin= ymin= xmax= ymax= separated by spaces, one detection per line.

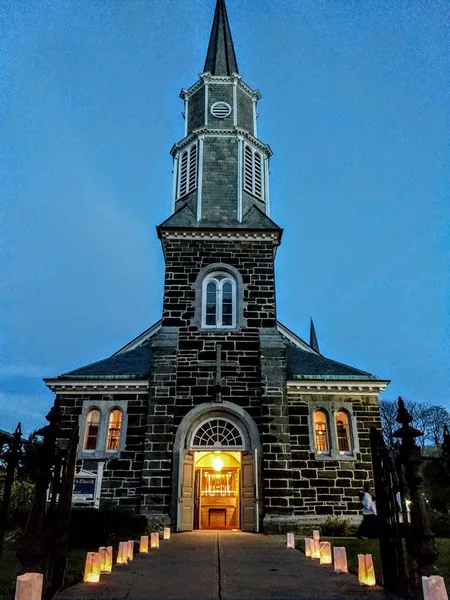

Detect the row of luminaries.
xmin=286 ymin=530 xmax=375 ymax=587
xmin=13 ymin=529 xmax=172 ymax=599
xmin=84 ymin=528 xmax=172 ymax=583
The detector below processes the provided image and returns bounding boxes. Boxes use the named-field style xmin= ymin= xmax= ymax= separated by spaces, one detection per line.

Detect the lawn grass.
xmin=0 ymin=539 xmax=86 ymax=600
xmin=297 ymin=536 xmax=450 ymax=588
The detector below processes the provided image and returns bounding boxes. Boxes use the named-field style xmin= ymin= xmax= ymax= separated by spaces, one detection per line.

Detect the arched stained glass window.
xmin=106 ymin=409 xmax=122 ymax=451
xmin=336 ymin=410 xmax=352 ymax=453
xmin=84 ymin=409 xmax=100 ymax=451
xmin=314 ymin=410 xmax=329 ymax=453
xmin=202 ymin=272 xmax=236 ymax=328
xmin=191 ymin=418 xmax=244 ymax=450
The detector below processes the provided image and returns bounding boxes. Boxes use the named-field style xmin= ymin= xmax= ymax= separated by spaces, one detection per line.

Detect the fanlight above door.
xmin=190 ymin=418 xmax=245 ymax=450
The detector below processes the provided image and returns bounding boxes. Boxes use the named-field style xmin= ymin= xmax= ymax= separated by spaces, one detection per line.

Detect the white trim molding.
xmin=287 ymin=380 xmax=390 ymax=396
xmin=170 ymin=127 xmax=272 ymax=157
xmin=237 ymin=136 xmax=244 ymax=222
xmin=159 ymin=229 xmax=281 ymax=243
xmin=197 ymin=135 xmax=204 ymax=221
xmin=44 ymin=379 xmax=149 ymax=394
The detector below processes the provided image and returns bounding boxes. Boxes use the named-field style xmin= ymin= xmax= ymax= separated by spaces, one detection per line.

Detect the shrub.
xmin=146 ymin=516 xmax=165 ymax=536
xmin=69 ymin=506 xmax=147 ymax=549
xmin=429 ymin=510 xmax=450 ymax=538
xmin=321 ymin=516 xmax=353 ymax=537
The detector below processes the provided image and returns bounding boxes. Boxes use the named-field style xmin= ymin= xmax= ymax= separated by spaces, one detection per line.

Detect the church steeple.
xmin=204 ymin=0 xmax=239 ymax=76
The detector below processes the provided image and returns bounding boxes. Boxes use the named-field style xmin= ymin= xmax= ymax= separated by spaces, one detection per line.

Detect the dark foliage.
xmin=68 ymin=507 xmax=147 ymax=549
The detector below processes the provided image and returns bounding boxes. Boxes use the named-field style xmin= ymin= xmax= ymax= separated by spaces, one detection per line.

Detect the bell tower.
xmin=164 ymin=0 xmax=274 ymax=226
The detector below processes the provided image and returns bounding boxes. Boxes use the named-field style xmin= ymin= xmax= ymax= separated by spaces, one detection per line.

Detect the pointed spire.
xmin=310 ymin=318 xmax=320 ymax=353
xmin=204 ymin=0 xmax=239 ymax=76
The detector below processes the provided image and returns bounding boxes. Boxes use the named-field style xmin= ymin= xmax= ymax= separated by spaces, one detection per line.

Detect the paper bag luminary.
xmin=287 ymin=533 xmax=295 ymax=548
xmin=358 ymin=554 xmax=376 ymax=586
xmin=164 ymin=527 xmax=171 ymax=540
xmin=319 ymin=541 xmax=332 ymax=565
xmin=333 ymin=547 xmax=348 ymax=573
xmin=151 ymin=532 xmax=160 ymax=548
xmin=116 ymin=541 xmax=128 ymax=565
xmin=84 ymin=552 xmax=101 ymax=583
xmin=99 ymin=546 xmax=112 ymax=573
xmin=422 ymin=576 xmax=449 ymax=600
xmin=140 ymin=535 xmax=149 ymax=553
xmin=14 ymin=573 xmax=44 ymax=600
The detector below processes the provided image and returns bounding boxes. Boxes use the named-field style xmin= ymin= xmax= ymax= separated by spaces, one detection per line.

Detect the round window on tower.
xmin=211 ymin=101 xmax=232 ymax=119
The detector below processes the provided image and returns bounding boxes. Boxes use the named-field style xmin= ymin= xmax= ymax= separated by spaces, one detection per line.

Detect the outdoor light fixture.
xmin=116 ymin=542 xmax=128 ymax=565
xmin=311 ymin=539 xmax=321 ymax=559
xmin=319 ymin=541 xmax=332 ymax=564
xmin=358 ymin=554 xmax=376 ymax=586
xmin=286 ymin=532 xmax=295 ymax=548
xmin=99 ymin=546 xmax=112 ymax=573
xmin=422 ymin=575 xmax=449 ymax=600
xmin=83 ymin=552 xmax=101 ymax=583
xmin=151 ymin=532 xmax=160 ymax=548
xmin=333 ymin=547 xmax=348 ymax=573
xmin=127 ymin=540 xmax=134 ymax=562
xmin=312 ymin=530 xmax=320 ymax=541
xmin=140 ymin=536 xmax=149 ymax=553
xmin=164 ymin=527 xmax=171 ymax=540
xmin=304 ymin=538 xmax=313 ymax=558
xmin=14 ymin=573 xmax=44 ymax=600
xmin=213 ymin=457 xmax=224 ymax=472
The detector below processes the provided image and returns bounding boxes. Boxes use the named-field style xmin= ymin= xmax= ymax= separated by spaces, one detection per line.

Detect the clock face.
xmin=211 ymin=101 xmax=232 ymax=119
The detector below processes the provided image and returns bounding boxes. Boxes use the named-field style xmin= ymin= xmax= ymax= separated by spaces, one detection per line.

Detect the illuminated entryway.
xmin=194 ymin=450 xmax=241 ymax=529
xmin=172 ymin=403 xmax=262 ymax=533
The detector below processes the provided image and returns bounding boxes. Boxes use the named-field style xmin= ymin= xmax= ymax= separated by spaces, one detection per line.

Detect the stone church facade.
xmin=44 ymin=0 xmax=388 ymax=532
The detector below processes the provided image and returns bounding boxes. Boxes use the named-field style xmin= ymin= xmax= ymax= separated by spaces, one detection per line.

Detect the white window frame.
xmin=243 ymin=143 xmax=264 ymax=201
xmin=201 ymin=272 xmax=237 ymax=329
xmin=335 ymin=408 xmax=353 ymax=456
xmin=308 ymin=402 xmax=358 ymax=461
xmin=78 ymin=400 xmax=128 ymax=459
xmin=177 ymin=141 xmax=198 ymax=199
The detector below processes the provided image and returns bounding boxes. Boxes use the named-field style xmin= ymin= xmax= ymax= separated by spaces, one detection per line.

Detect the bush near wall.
xmin=69 ymin=507 xmax=147 ymax=549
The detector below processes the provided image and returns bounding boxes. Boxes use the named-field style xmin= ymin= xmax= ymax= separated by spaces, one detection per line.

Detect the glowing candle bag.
xmin=14 ymin=573 xmax=43 ymax=600
xmin=304 ymin=538 xmax=313 ymax=558
xmin=84 ymin=552 xmax=101 ymax=583
xmin=358 ymin=554 xmax=376 ymax=586
xmin=313 ymin=530 xmax=320 ymax=541
xmin=164 ymin=527 xmax=171 ymax=540
xmin=116 ymin=541 xmax=128 ymax=565
xmin=333 ymin=547 xmax=348 ymax=573
xmin=311 ymin=540 xmax=321 ymax=559
xmin=151 ymin=532 xmax=160 ymax=548
xmin=99 ymin=546 xmax=112 ymax=573
xmin=422 ymin=576 xmax=449 ymax=600
xmin=140 ymin=536 xmax=149 ymax=553
xmin=319 ymin=541 xmax=332 ymax=564
xmin=287 ymin=533 xmax=295 ymax=548
xmin=127 ymin=540 xmax=134 ymax=561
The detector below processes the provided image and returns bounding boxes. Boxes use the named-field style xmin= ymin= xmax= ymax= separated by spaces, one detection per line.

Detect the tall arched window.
xmin=202 ymin=272 xmax=236 ymax=328
xmin=106 ymin=409 xmax=123 ymax=451
xmin=314 ymin=410 xmax=329 ymax=453
xmin=84 ymin=409 xmax=100 ymax=450
xmin=336 ymin=410 xmax=352 ymax=453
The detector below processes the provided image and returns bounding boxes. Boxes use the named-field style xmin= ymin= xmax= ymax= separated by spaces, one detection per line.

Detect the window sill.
xmin=312 ymin=451 xmax=356 ymax=462
xmin=79 ymin=450 xmax=120 ymax=460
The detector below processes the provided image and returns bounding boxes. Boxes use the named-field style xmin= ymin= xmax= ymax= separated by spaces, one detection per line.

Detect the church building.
xmin=44 ymin=0 xmax=388 ymax=532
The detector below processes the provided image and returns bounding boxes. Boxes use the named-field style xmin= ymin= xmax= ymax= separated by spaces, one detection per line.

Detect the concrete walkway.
xmin=58 ymin=531 xmax=393 ymax=600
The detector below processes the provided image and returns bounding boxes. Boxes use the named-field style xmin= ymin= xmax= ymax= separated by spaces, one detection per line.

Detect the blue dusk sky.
xmin=1 ymin=0 xmax=449 ymax=434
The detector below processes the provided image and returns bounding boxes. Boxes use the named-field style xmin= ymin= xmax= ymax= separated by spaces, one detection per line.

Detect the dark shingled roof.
xmin=286 ymin=344 xmax=378 ymax=381
xmin=204 ymin=0 xmax=239 ymax=76
xmin=59 ymin=343 xmax=151 ymax=380
xmin=158 ymin=204 xmax=282 ymax=232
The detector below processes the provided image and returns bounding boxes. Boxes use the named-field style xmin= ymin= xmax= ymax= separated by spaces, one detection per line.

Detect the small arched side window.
xmin=336 ymin=410 xmax=352 ymax=453
xmin=314 ymin=410 xmax=329 ymax=453
xmin=84 ymin=409 xmax=100 ymax=451
xmin=202 ymin=272 xmax=236 ymax=328
xmin=178 ymin=143 xmax=197 ymax=199
xmin=106 ymin=409 xmax=123 ymax=451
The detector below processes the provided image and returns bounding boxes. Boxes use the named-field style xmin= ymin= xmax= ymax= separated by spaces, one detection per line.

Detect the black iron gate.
xmin=370 ymin=427 xmax=410 ymax=598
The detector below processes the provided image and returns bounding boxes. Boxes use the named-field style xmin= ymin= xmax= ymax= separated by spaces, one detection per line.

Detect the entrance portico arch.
xmin=171 ymin=402 xmax=262 ymax=532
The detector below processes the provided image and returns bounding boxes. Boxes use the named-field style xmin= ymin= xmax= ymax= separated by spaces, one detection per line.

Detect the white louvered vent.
xmin=210 ymin=101 xmax=232 ymax=119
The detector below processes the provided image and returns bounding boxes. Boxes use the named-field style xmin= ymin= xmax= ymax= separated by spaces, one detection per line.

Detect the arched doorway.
xmin=172 ymin=402 xmax=262 ymax=533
